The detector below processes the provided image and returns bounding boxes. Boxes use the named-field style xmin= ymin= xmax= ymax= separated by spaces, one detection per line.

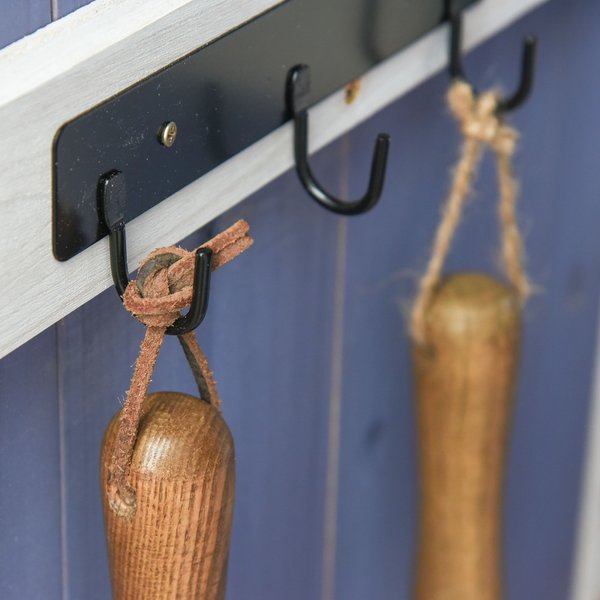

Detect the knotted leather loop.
xmin=107 ymin=220 xmax=253 ymax=518
xmin=123 ymin=220 xmax=253 ymax=327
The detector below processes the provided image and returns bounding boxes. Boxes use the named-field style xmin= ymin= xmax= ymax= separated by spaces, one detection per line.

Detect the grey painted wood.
xmin=0 ymin=1 xmax=51 ymax=49
xmin=0 ymin=328 xmax=62 ymax=600
xmin=335 ymin=1 xmax=600 ymax=598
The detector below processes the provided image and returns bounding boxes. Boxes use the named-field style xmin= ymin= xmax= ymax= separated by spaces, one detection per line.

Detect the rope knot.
xmin=448 ymin=81 xmax=518 ymax=157
xmin=123 ymin=246 xmax=197 ymax=328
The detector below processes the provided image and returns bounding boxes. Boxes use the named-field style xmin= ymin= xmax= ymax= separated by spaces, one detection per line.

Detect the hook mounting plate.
xmin=52 ymin=0 xmax=479 ymax=261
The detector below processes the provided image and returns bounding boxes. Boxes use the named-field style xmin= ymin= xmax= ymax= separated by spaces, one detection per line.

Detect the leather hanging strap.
xmin=107 ymin=220 xmax=253 ymax=518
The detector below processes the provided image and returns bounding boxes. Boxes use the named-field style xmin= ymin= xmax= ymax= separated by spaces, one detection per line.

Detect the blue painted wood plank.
xmin=0 ymin=1 xmax=51 ymax=49
xmin=0 ymin=327 xmax=62 ymax=600
xmin=500 ymin=1 xmax=600 ymax=598
xmin=56 ymin=286 xmax=142 ymax=600
xmin=335 ymin=1 xmax=600 ymax=599
xmin=211 ymin=163 xmax=341 ymax=600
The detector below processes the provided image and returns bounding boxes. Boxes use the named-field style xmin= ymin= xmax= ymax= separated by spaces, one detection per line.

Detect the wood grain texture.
xmin=413 ymin=274 xmax=520 ymax=600
xmin=101 ymin=392 xmax=235 ymax=600
xmin=0 ymin=0 xmax=549 ymax=359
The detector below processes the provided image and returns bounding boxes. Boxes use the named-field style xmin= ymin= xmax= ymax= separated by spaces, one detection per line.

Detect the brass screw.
xmin=158 ymin=121 xmax=178 ymax=147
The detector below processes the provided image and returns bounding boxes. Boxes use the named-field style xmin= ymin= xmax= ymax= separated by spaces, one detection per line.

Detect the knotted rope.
xmin=107 ymin=220 xmax=253 ymax=518
xmin=410 ymin=81 xmax=531 ymax=345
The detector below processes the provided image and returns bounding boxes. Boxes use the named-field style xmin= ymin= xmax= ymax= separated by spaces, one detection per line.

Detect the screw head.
xmin=158 ymin=121 xmax=177 ymax=147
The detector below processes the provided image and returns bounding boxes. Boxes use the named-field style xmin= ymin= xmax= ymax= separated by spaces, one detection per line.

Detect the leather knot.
xmin=448 ymin=81 xmax=518 ymax=156
xmin=123 ymin=246 xmax=197 ymax=328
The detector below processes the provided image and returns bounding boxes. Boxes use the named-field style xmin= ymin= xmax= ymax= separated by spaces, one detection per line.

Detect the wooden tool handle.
xmin=412 ymin=273 xmax=520 ymax=600
xmin=100 ymin=392 xmax=235 ymax=600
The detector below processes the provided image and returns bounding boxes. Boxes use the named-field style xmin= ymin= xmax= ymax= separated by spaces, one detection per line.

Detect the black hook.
xmin=98 ymin=170 xmax=212 ymax=335
xmin=286 ymin=64 xmax=390 ymax=215
xmin=447 ymin=5 xmax=537 ymax=113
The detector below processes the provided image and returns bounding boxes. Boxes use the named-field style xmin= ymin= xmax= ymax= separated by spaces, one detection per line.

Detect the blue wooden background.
xmin=1 ymin=0 xmax=599 ymax=598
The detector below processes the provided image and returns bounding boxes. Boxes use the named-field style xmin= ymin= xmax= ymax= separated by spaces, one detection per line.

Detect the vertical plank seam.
xmin=56 ymin=320 xmax=70 ymax=600
xmin=50 ymin=0 xmax=59 ymax=21
xmin=51 ymin=0 xmax=65 ymax=590
xmin=321 ymin=135 xmax=350 ymax=600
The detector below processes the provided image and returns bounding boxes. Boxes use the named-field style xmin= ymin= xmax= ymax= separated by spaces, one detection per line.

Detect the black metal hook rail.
xmin=53 ymin=0 xmax=480 ymax=262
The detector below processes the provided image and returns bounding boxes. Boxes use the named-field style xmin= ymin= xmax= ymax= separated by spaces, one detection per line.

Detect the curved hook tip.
xmin=376 ymin=133 xmax=391 ymax=147
xmin=286 ymin=65 xmax=391 ymax=215
xmin=497 ymin=33 xmax=538 ymax=113
xmin=166 ymin=247 xmax=213 ymax=336
xmin=372 ymin=133 xmax=391 ymax=176
xmin=367 ymin=133 xmax=391 ymax=201
xmin=521 ymin=35 xmax=538 ymax=70
xmin=524 ymin=34 xmax=538 ymax=47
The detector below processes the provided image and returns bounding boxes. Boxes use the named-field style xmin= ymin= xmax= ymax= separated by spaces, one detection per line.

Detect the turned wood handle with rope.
xmin=410 ymin=82 xmax=530 ymax=600
xmin=413 ymin=273 xmax=520 ymax=600
xmin=100 ymin=220 xmax=252 ymax=600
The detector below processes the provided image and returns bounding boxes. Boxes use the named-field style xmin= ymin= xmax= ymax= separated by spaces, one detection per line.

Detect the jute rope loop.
xmin=410 ymin=81 xmax=531 ymax=345
xmin=107 ymin=220 xmax=253 ymax=518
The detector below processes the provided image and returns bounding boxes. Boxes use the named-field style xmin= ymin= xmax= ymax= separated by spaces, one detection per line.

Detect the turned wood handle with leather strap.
xmin=101 ymin=391 xmax=235 ymax=600
xmin=98 ymin=220 xmax=251 ymax=600
xmin=412 ymin=273 xmax=520 ymax=600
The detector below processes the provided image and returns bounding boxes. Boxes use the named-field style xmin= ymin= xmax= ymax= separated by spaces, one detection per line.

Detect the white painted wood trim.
xmin=571 ymin=311 xmax=600 ymax=600
xmin=0 ymin=0 xmax=548 ymax=359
